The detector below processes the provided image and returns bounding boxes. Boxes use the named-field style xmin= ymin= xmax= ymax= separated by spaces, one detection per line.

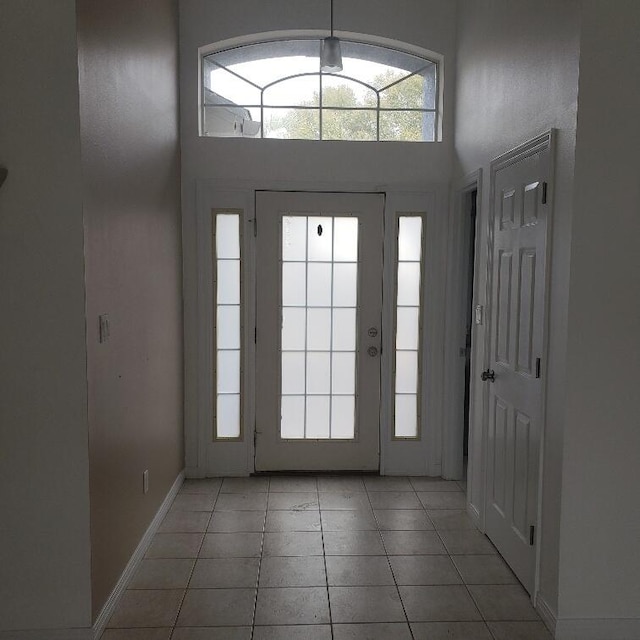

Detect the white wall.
xmin=558 ymin=0 xmax=640 ymax=626
xmin=0 ymin=0 xmax=92 ymax=631
xmin=454 ymin=0 xmax=581 ymax=617
xmin=179 ymin=0 xmax=458 ymax=474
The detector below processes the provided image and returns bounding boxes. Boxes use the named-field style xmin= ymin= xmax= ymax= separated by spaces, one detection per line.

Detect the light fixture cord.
xmin=330 ymin=0 xmax=334 ymax=37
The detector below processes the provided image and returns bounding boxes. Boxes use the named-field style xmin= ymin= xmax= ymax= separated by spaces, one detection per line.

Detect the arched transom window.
xmin=202 ymin=39 xmax=438 ymax=142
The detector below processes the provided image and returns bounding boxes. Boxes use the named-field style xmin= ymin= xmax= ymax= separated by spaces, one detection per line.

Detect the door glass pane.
xmin=217 ymin=394 xmax=240 ymax=438
xmin=307 ymin=309 xmax=331 ymax=350
xmin=334 ymin=218 xmax=358 ymax=261
xmin=307 ymin=352 xmax=331 ymax=394
xmin=395 ymin=394 xmax=417 ymax=438
xmin=282 ymin=352 xmax=305 ymax=394
xmin=282 ymin=263 xmax=306 ymax=306
xmin=307 ymin=263 xmax=332 ymax=306
xmin=332 ymin=352 xmax=355 ymax=394
xmin=280 ymin=215 xmax=359 ymax=440
xmin=281 ymin=396 xmax=305 ymax=439
xmin=395 ymin=351 xmax=418 ymax=394
xmin=332 ymin=308 xmax=356 ymax=350
xmin=282 ymin=216 xmax=307 ymax=261
xmin=395 ymin=307 xmax=419 ymax=350
xmin=306 ymin=396 xmax=330 ymax=438
xmin=333 ymin=263 xmax=358 ymax=307
xmin=218 ymin=350 xmax=240 ymax=393
xmin=217 ymin=305 xmax=240 ymax=349
xmin=217 ymin=260 xmax=240 ymax=304
xmin=308 ymin=216 xmax=333 ymax=261
xmin=282 ymin=308 xmax=306 ymax=350
xmin=396 ymin=262 xmax=421 ymax=306
xmin=398 ymin=216 xmax=423 ymax=260
xmin=331 ymin=395 xmax=355 ymax=439
xmin=216 ymin=214 xmax=240 ymax=258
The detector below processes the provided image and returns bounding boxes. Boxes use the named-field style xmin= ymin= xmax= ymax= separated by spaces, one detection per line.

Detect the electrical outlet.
xmin=143 ymin=469 xmax=149 ymax=494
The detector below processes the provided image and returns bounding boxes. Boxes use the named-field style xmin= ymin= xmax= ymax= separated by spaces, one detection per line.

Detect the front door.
xmin=484 ymin=143 xmax=550 ymax=593
xmin=255 ymin=191 xmax=384 ymax=471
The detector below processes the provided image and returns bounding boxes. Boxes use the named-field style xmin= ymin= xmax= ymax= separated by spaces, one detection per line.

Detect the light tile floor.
xmin=103 ymin=476 xmax=552 ymax=640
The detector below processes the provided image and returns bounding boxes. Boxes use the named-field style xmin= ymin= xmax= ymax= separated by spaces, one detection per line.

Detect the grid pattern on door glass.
xmin=214 ymin=212 xmax=241 ymax=439
xmin=280 ymin=215 xmax=358 ymax=439
xmin=394 ymin=216 xmax=423 ymax=438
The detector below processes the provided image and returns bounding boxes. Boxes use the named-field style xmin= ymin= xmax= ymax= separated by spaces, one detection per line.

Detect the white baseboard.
xmin=0 ymin=630 xmax=91 ymax=640
xmin=536 ymin=594 xmax=557 ymax=635
xmin=92 ymin=469 xmax=185 ymax=640
xmin=555 ymin=618 xmax=640 ymax=640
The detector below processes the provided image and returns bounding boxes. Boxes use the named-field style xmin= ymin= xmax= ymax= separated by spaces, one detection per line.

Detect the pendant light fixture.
xmin=320 ymin=0 xmax=343 ymax=72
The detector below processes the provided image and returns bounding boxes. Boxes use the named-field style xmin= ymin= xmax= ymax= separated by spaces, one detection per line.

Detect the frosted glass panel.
xmin=218 ymin=350 xmax=240 ymax=393
xmin=398 ymin=217 xmax=422 ymax=261
xmin=397 ymin=262 xmax=421 ymax=306
xmin=282 ymin=216 xmax=307 ymax=261
xmin=333 ymin=263 xmax=358 ymax=307
xmin=332 ymin=352 xmax=355 ymax=394
xmin=216 ymin=214 xmax=240 ymax=258
xmin=306 ymin=396 xmax=330 ymax=438
xmin=333 ymin=218 xmax=358 ymax=262
xmin=281 ymin=396 xmax=305 ymax=439
xmin=396 ymin=350 xmax=418 ymax=394
xmin=282 ymin=263 xmax=306 ymax=306
xmin=307 ymin=352 xmax=330 ymax=394
xmin=395 ymin=394 xmax=418 ymax=438
xmin=307 ymin=263 xmax=332 ymax=306
xmin=396 ymin=307 xmax=419 ymax=350
xmin=307 ymin=309 xmax=331 ymax=351
xmin=217 ymin=394 xmax=240 ymax=438
xmin=282 ymin=308 xmax=306 ymax=350
xmin=331 ymin=395 xmax=355 ymax=439
xmin=280 ymin=215 xmax=361 ymax=440
xmin=217 ymin=260 xmax=240 ymax=304
xmin=332 ymin=308 xmax=356 ymax=351
xmin=282 ymin=352 xmax=305 ymax=394
xmin=217 ymin=305 xmax=240 ymax=349
xmin=308 ymin=216 xmax=333 ymax=261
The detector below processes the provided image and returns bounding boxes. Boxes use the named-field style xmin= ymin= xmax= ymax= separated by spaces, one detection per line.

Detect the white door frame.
xmin=479 ymin=130 xmax=556 ymax=603
xmin=186 ymin=178 xmax=448 ymax=477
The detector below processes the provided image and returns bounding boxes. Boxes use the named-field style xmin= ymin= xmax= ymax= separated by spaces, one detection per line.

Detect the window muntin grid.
xmin=202 ymin=39 xmax=438 ymax=141
xmin=394 ymin=215 xmax=424 ymax=439
xmin=280 ymin=215 xmax=359 ymax=440
xmin=213 ymin=211 xmax=242 ymax=440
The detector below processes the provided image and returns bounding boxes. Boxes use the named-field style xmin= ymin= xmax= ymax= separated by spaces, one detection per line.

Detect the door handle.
xmin=481 ymin=369 xmax=495 ymax=382
xmin=367 ymin=346 xmax=379 ymax=357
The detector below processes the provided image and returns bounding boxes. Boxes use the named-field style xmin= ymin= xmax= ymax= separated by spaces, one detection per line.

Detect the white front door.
xmin=484 ymin=145 xmax=550 ymax=593
xmin=255 ymin=191 xmax=384 ymax=471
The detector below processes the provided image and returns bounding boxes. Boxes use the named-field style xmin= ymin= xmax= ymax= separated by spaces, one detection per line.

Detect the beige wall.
xmin=76 ymin=0 xmax=184 ymax=618
xmin=0 ymin=0 xmax=92 ymax=631
xmin=454 ymin=0 xmax=581 ymax=616
xmin=558 ymin=0 xmax=640 ymax=626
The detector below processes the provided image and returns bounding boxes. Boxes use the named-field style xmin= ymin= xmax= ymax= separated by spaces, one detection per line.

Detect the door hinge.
xmin=529 ymin=525 xmax=535 ymax=546
xmin=541 ymin=181 xmax=548 ymax=205
xmin=535 ymin=357 xmax=541 ymax=379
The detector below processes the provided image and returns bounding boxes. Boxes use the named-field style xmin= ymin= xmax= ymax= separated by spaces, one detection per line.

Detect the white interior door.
xmin=255 ymin=191 xmax=384 ymax=471
xmin=484 ymin=147 xmax=549 ymax=593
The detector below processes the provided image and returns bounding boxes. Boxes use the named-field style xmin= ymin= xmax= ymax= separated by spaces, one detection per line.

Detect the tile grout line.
xmin=168 ymin=479 xmax=221 ymax=640
xmin=364 ymin=479 xmax=416 ymax=640
xmin=317 ymin=478 xmax=335 ymax=640
xmin=249 ymin=476 xmax=269 ymax=640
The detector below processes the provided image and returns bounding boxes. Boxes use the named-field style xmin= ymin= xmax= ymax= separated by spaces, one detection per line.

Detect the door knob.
xmin=481 ymin=369 xmax=495 ymax=382
xmin=367 ymin=346 xmax=378 ymax=357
